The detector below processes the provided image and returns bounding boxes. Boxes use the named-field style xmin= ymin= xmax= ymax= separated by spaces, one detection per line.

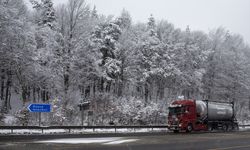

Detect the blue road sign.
xmin=28 ymin=104 xmax=51 ymax=112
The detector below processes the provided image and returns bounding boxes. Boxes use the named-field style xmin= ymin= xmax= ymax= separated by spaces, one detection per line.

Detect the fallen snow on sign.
xmin=37 ymin=137 xmax=138 ymax=145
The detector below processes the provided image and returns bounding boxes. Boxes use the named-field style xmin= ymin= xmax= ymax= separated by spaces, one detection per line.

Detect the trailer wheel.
xmin=227 ymin=124 xmax=233 ymax=131
xmin=186 ymin=124 xmax=193 ymax=132
xmin=233 ymin=124 xmax=239 ymax=131
xmin=222 ymin=124 xmax=228 ymax=131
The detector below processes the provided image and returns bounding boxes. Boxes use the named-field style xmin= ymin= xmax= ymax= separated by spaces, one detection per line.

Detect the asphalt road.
xmin=1 ymin=131 xmax=250 ymax=150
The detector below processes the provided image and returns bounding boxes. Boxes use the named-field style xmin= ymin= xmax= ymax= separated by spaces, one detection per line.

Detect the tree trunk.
xmin=46 ymin=91 xmax=49 ymax=101
xmin=93 ymin=80 xmax=96 ymax=97
xmin=85 ymin=85 xmax=90 ymax=98
xmin=4 ymin=72 xmax=11 ymax=112
xmin=144 ymin=82 xmax=149 ymax=104
xmin=22 ymin=85 xmax=28 ymax=105
xmin=64 ymin=65 xmax=70 ymax=97
xmin=8 ymin=86 xmax=11 ymax=110
xmin=106 ymin=80 xmax=111 ymax=92
xmin=37 ymin=88 xmax=40 ymax=102
xmin=0 ymin=69 xmax=5 ymax=101
xmin=249 ymin=97 xmax=250 ymax=111
xmin=33 ymin=87 xmax=36 ymax=102
xmin=41 ymin=88 xmax=46 ymax=102
xmin=99 ymin=77 xmax=104 ymax=92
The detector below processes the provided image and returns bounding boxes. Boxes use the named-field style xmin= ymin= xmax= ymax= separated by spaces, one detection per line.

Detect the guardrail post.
xmin=11 ymin=129 xmax=13 ymax=134
xmin=69 ymin=129 xmax=71 ymax=133
xmin=115 ymin=126 xmax=116 ymax=133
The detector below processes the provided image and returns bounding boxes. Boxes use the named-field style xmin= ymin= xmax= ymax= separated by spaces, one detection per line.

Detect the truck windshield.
xmin=169 ymin=107 xmax=184 ymax=115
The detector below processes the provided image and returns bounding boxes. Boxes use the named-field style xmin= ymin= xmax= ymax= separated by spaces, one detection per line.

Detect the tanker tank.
xmin=196 ymin=100 xmax=233 ymax=121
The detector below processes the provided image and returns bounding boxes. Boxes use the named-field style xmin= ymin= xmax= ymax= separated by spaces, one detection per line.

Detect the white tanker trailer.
xmin=196 ymin=100 xmax=234 ymax=121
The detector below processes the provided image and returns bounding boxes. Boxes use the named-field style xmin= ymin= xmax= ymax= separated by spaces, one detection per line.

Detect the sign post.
xmin=28 ymin=104 xmax=51 ymax=126
xmin=78 ymin=101 xmax=90 ymax=126
xmin=39 ymin=112 xmax=41 ymax=126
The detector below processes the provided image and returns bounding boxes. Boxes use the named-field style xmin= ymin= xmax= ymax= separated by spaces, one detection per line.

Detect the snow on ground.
xmin=3 ymin=115 xmax=16 ymax=126
xmin=103 ymin=139 xmax=138 ymax=145
xmin=239 ymin=126 xmax=250 ymax=131
xmin=0 ymin=129 xmax=42 ymax=134
xmin=42 ymin=129 xmax=68 ymax=134
xmin=36 ymin=137 xmax=138 ymax=145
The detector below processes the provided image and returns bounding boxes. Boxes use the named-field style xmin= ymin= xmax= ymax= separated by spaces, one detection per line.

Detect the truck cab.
xmin=167 ymin=100 xmax=206 ymax=132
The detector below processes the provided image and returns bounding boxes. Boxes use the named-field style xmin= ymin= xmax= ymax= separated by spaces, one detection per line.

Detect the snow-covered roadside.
xmin=239 ymin=126 xmax=250 ymax=131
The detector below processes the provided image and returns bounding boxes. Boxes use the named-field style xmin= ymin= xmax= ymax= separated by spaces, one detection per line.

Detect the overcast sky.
xmin=24 ymin=0 xmax=250 ymax=44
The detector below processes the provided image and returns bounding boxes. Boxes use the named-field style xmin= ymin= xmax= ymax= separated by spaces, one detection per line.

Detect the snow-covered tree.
xmin=50 ymin=98 xmax=67 ymax=125
xmin=134 ymin=15 xmax=167 ymax=103
xmin=91 ymin=5 xmax=98 ymax=19
xmin=116 ymin=9 xmax=132 ymax=30
xmin=30 ymin=0 xmax=56 ymax=29
xmin=0 ymin=0 xmax=37 ymax=107
xmin=55 ymin=0 xmax=92 ymax=102
xmin=90 ymin=20 xmax=122 ymax=94
xmin=30 ymin=0 xmax=60 ymax=103
xmin=176 ymin=26 xmax=209 ymax=99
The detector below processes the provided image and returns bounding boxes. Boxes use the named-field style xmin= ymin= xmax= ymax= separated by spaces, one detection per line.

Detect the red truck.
xmin=167 ymin=99 xmax=238 ymax=133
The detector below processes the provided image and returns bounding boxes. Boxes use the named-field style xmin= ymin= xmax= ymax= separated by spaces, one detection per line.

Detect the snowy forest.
xmin=0 ymin=0 xmax=250 ymax=126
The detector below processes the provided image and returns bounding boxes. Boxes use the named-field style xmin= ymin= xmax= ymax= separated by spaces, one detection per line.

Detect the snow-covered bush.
xmin=115 ymin=96 xmax=167 ymax=125
xmin=3 ymin=115 xmax=17 ymax=126
xmin=49 ymin=98 xmax=67 ymax=125
xmin=15 ymin=106 xmax=30 ymax=126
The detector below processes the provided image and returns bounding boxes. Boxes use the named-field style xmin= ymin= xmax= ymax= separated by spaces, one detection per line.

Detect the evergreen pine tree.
xmin=30 ymin=0 xmax=56 ymax=29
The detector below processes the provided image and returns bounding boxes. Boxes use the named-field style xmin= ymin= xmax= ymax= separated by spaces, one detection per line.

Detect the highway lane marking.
xmin=208 ymin=144 xmax=250 ymax=150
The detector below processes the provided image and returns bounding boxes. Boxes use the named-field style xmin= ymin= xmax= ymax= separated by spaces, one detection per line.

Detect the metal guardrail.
xmin=0 ymin=125 xmax=169 ymax=134
xmin=0 ymin=125 xmax=249 ymax=134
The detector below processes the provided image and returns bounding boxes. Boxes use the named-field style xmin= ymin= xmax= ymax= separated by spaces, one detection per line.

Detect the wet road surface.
xmin=1 ymin=131 xmax=250 ymax=150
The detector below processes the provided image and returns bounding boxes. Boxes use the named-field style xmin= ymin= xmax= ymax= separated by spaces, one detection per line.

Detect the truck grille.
xmin=172 ymin=120 xmax=178 ymax=125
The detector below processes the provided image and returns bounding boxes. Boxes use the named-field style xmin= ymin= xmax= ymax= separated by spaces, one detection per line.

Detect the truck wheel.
xmin=222 ymin=124 xmax=228 ymax=131
xmin=233 ymin=124 xmax=239 ymax=131
xmin=186 ymin=124 xmax=193 ymax=132
xmin=208 ymin=125 xmax=213 ymax=131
